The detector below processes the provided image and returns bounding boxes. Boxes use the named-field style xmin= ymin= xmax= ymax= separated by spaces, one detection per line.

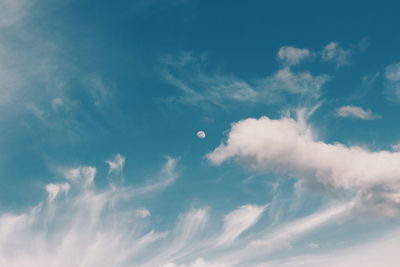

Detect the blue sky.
xmin=2 ymin=0 xmax=400 ymax=266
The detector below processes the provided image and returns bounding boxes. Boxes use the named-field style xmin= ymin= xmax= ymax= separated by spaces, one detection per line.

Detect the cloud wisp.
xmin=336 ymin=105 xmax=380 ymax=120
xmin=0 ymin=153 xmax=367 ymax=267
xmin=162 ymin=51 xmax=330 ymax=108
xmin=384 ymin=62 xmax=400 ymax=101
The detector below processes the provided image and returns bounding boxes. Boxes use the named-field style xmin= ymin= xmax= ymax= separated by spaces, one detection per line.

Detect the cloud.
xmin=0 ymin=154 xmax=391 ymax=267
xmin=385 ymin=62 xmax=400 ymax=81
xmin=64 ymin=166 xmax=96 ymax=189
xmin=277 ymin=46 xmax=311 ymax=66
xmin=162 ymin=69 xmax=259 ymax=107
xmin=0 ymin=0 xmax=32 ymax=27
xmin=247 ymin=203 xmax=352 ymax=251
xmin=392 ymin=143 xmax=400 ymax=152
xmin=105 ymin=154 xmax=126 ymax=175
xmin=336 ymin=105 xmax=380 ymax=120
xmin=163 ymin=52 xmax=330 ymax=108
xmin=216 ymin=204 xmax=267 ymax=246
xmin=207 ymin=116 xmax=400 ymax=217
xmin=45 ymin=183 xmax=70 ymax=202
xmin=308 ymin=243 xmax=320 ymax=249
xmin=267 ymin=229 xmax=400 ymax=267
xmin=321 ymin=42 xmax=351 ymax=68
xmin=136 ymin=208 xmax=151 ymax=218
xmin=0 ymin=157 xmax=183 ymax=267
xmin=384 ymin=62 xmax=400 ymax=101
xmin=258 ymin=67 xmax=330 ymax=97
xmin=82 ymin=74 xmax=114 ymax=108
xmin=119 ymin=156 xmax=179 ymax=198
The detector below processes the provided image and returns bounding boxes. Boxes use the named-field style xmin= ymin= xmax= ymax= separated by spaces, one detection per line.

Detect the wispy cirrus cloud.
xmin=336 ymin=105 xmax=380 ymax=120
xmin=106 ymin=153 xmax=126 ymax=176
xmin=266 ymin=229 xmax=400 ymax=267
xmin=1 ymin=155 xmax=398 ymax=266
xmin=0 ymin=0 xmax=32 ymax=28
xmin=216 ymin=204 xmax=267 ymax=246
xmin=163 ymin=40 xmax=366 ymax=108
xmin=162 ymin=51 xmax=330 ymax=108
xmin=384 ymin=62 xmax=400 ymax=101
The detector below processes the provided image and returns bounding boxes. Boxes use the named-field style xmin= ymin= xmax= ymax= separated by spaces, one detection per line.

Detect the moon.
xmin=196 ymin=131 xmax=206 ymax=139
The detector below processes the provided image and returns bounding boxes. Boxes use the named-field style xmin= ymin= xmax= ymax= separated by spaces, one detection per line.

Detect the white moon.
xmin=197 ymin=131 xmax=206 ymax=139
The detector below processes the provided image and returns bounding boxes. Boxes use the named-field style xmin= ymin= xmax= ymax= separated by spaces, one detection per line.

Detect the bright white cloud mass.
xmin=207 ymin=115 xmax=400 ymax=217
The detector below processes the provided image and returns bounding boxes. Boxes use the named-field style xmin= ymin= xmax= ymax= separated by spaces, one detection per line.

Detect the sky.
xmin=1 ymin=0 xmax=400 ymax=266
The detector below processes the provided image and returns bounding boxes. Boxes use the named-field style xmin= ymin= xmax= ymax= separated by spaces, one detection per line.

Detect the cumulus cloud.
xmin=322 ymin=42 xmax=351 ymax=68
xmin=277 ymin=46 xmax=311 ymax=66
xmin=384 ymin=62 xmax=400 ymax=101
xmin=336 ymin=105 xmax=380 ymax=120
xmin=207 ymin=116 xmax=400 ymax=217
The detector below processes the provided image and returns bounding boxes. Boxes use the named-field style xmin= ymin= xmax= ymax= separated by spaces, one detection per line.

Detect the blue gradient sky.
xmin=1 ymin=0 xmax=400 ymax=266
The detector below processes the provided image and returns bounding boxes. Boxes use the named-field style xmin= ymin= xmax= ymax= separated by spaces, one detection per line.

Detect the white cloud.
xmin=136 ymin=208 xmax=151 ymax=218
xmin=105 ymin=154 xmax=126 ymax=175
xmin=385 ymin=62 xmax=400 ymax=81
xmin=118 ymin=156 xmax=179 ymax=198
xmin=308 ymin=243 xmax=320 ymax=249
xmin=384 ymin=62 xmax=400 ymax=101
xmin=277 ymin=46 xmax=311 ymax=66
xmin=216 ymin=204 xmax=267 ymax=246
xmin=45 ymin=183 xmax=70 ymax=202
xmin=51 ymin=97 xmax=64 ymax=110
xmin=259 ymin=67 xmax=330 ymax=97
xmin=64 ymin=166 xmax=96 ymax=189
xmin=163 ymin=53 xmax=330 ymax=107
xmin=0 ymin=0 xmax=31 ymax=27
xmin=322 ymin=42 xmax=351 ymax=68
xmin=163 ymin=70 xmax=259 ymax=107
xmin=392 ymin=143 xmax=400 ymax=152
xmin=267 ymin=229 xmax=400 ymax=267
xmin=83 ymin=74 xmax=113 ymax=108
xmin=0 ymin=157 xmax=184 ymax=267
xmin=247 ymin=203 xmax=352 ymax=251
xmin=207 ymin=116 xmax=400 ymax=217
xmin=1 ymin=154 xmax=393 ymax=267
xmin=336 ymin=105 xmax=379 ymax=120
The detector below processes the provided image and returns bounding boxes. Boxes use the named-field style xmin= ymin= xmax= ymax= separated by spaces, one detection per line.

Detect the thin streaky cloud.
xmin=336 ymin=105 xmax=380 ymax=120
